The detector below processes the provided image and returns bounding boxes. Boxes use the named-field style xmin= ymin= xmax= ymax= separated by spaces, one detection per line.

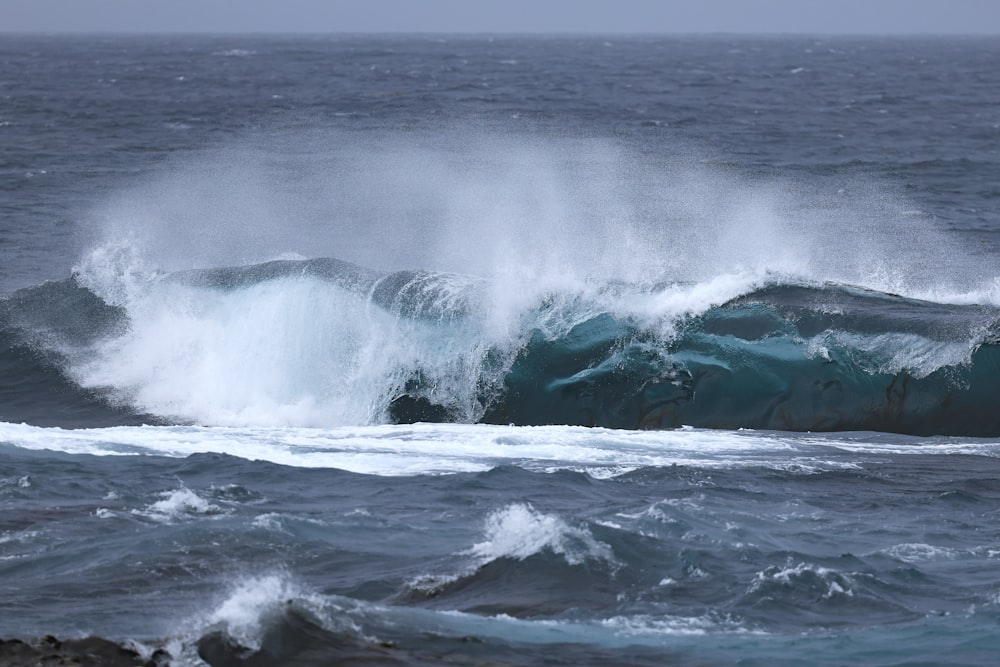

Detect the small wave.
xmin=402 ymin=503 xmax=621 ymax=616
xmin=467 ymin=503 xmax=616 ymax=566
xmin=187 ymin=575 xmax=754 ymax=665
xmin=251 ymin=512 xmax=327 ymax=533
xmin=0 ymin=528 xmax=41 ymax=545
xmin=201 ymin=574 xmax=342 ymax=651
xmin=132 ymin=487 xmax=226 ymax=523
xmin=251 ymin=512 xmax=287 ymax=532
xmin=747 ymin=561 xmax=855 ymax=600
xmin=0 ymin=528 xmax=44 ymax=561
xmin=882 ymin=543 xmax=960 ymax=563
xmin=211 ymin=49 xmax=256 ymax=57
xmin=736 ymin=557 xmax=927 ymax=628
xmin=0 ymin=475 xmax=31 ymax=490
xmin=598 ymin=612 xmax=756 ymax=637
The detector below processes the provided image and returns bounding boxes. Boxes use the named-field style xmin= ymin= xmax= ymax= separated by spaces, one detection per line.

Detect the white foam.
xmin=883 ymin=543 xmax=960 ymax=563
xmin=133 ymin=487 xmax=225 ymax=523
xmin=467 ymin=503 xmax=616 ymax=566
xmin=0 ymin=528 xmax=43 ymax=561
xmin=1 ymin=475 xmax=31 ymax=491
xmin=251 ymin=512 xmax=286 ymax=532
xmin=383 ymin=606 xmax=757 ymax=647
xmin=73 ymin=247 xmax=516 ymax=428
xmin=808 ymin=330 xmax=979 ymax=378
xmin=409 ymin=503 xmax=618 ymax=596
xmin=202 ymin=574 xmax=339 ymax=651
xmin=250 ymin=512 xmax=327 ymax=533
xmin=749 ymin=561 xmax=854 ymax=599
xmin=813 ymin=436 xmax=1000 ymax=458
xmin=624 ymin=271 xmax=765 ymax=334
xmin=598 ymin=612 xmax=755 ymax=637
xmin=0 ymin=421 xmax=897 ymax=477
xmin=0 ymin=529 xmax=40 ymax=545
xmin=212 ymin=49 xmax=255 ymax=57
xmin=914 ymin=277 xmax=1000 ymax=307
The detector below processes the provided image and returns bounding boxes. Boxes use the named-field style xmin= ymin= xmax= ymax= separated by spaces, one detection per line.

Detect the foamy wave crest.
xmin=882 ymin=543 xmax=960 ymax=563
xmin=598 ymin=613 xmax=755 ymax=637
xmin=748 ymin=561 xmax=855 ymax=600
xmin=467 ymin=503 xmax=616 ymax=566
xmin=212 ymin=49 xmax=255 ymax=57
xmin=202 ymin=574 xmax=341 ymax=651
xmin=71 ymin=254 xmax=509 ymax=427
xmin=133 ymin=487 xmax=226 ymax=523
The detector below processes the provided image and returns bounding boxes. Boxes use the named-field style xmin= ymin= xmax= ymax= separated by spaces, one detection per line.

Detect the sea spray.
xmin=78 ymin=128 xmax=983 ymax=294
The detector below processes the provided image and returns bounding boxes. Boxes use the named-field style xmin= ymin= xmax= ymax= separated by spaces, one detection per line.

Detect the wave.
xmin=403 ymin=503 xmax=622 ymax=616
xmin=2 ymin=256 xmax=1000 ymax=435
xmin=187 ymin=572 xmax=752 ymax=666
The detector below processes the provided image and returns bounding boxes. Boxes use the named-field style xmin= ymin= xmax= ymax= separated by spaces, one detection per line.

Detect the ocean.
xmin=2 ymin=33 xmax=1000 ymax=665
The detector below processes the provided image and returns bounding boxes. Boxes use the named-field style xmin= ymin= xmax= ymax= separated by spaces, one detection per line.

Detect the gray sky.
xmin=4 ymin=0 xmax=1000 ymax=34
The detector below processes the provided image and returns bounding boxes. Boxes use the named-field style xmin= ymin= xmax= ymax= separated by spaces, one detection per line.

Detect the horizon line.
xmin=3 ymin=29 xmax=1000 ymax=37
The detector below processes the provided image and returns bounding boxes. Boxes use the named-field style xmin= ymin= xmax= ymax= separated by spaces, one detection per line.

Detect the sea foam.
xmin=467 ymin=503 xmax=616 ymax=566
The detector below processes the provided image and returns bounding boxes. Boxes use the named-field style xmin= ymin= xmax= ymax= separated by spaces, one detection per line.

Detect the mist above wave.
xmin=76 ymin=126 xmax=986 ymax=296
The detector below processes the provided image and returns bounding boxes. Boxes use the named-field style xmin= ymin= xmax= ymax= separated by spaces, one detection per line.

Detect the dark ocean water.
xmin=2 ymin=34 xmax=1000 ymax=665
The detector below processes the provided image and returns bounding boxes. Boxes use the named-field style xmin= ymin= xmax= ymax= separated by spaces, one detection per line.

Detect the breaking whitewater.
xmin=4 ymin=34 xmax=1000 ymax=666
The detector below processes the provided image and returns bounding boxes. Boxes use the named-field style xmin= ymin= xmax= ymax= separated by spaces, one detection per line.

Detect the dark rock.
xmin=0 ymin=636 xmax=169 ymax=667
xmin=196 ymin=608 xmax=410 ymax=667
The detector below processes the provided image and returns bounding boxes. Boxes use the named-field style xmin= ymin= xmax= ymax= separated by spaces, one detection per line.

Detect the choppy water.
xmin=2 ymin=34 xmax=1000 ymax=665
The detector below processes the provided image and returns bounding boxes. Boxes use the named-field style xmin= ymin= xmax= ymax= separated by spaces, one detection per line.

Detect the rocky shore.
xmin=0 ymin=636 xmax=171 ymax=667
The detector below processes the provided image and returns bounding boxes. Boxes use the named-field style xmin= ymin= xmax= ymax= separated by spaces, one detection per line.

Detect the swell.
xmin=3 ymin=258 xmax=1000 ymax=435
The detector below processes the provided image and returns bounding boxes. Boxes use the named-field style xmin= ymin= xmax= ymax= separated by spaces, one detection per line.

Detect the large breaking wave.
xmin=4 ymin=131 xmax=999 ymax=435
xmin=2 ymin=255 xmax=999 ymax=436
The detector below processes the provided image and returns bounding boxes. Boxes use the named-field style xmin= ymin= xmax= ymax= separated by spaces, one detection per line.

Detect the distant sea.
xmin=2 ymin=34 xmax=1000 ymax=665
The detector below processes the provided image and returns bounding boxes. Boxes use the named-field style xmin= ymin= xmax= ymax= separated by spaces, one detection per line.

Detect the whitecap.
xmin=202 ymin=574 xmax=342 ymax=651
xmin=133 ymin=487 xmax=226 ymax=523
xmin=212 ymin=49 xmax=255 ymax=57
xmin=748 ymin=561 xmax=854 ymax=599
xmin=466 ymin=503 xmax=616 ymax=566
xmin=598 ymin=612 xmax=755 ymax=637
xmin=883 ymin=543 xmax=959 ymax=563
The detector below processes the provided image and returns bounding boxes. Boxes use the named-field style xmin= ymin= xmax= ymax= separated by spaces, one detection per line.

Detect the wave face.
xmin=2 ymin=257 xmax=999 ymax=436
xmin=487 ymin=283 xmax=1000 ymax=435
